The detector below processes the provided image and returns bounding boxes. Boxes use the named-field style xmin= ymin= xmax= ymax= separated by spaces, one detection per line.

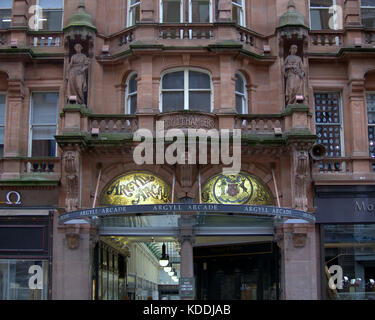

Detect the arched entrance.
xmin=59 ymin=171 xmax=315 ymax=300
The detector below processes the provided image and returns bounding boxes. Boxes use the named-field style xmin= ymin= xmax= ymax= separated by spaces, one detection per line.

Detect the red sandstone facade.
xmin=0 ymin=0 xmax=374 ymax=300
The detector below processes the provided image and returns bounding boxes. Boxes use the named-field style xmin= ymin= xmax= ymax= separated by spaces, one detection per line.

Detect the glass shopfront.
xmin=323 ymin=224 xmax=375 ymax=300
xmin=315 ymin=186 xmax=375 ymax=300
xmin=0 ymin=215 xmax=52 ymax=300
xmin=0 ymin=260 xmax=49 ymax=300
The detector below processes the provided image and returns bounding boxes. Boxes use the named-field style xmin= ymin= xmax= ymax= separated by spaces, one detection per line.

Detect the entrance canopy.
xmin=58 ymin=203 xmax=315 ymax=224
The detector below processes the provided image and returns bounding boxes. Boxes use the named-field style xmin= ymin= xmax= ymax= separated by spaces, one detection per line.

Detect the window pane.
xmin=361 ymin=9 xmax=375 ymax=28
xmin=310 ymin=9 xmax=331 ymax=30
xmin=129 ymin=95 xmax=137 ymax=114
xmin=32 ymin=139 xmax=56 ymax=157
xmin=361 ymin=0 xmax=375 ymax=6
xmin=367 ymin=94 xmax=375 ymax=124
xmin=192 ymin=0 xmax=209 ymax=23
xmin=39 ymin=0 xmax=63 ymax=8
xmin=232 ymin=5 xmax=242 ymax=24
xmin=162 ymin=71 xmax=184 ymax=89
xmin=163 ymin=1 xmax=181 ymax=23
xmin=310 ymin=0 xmax=332 ymax=7
xmin=32 ymin=93 xmax=58 ymax=125
xmin=130 ymin=0 xmax=140 ymax=5
xmin=129 ymin=4 xmax=140 ymax=25
xmin=0 ymin=9 xmax=11 ymax=29
xmin=235 ymin=75 xmax=244 ymax=93
xmin=189 ymin=71 xmax=210 ymax=89
xmin=315 ymin=93 xmax=342 ymax=158
xmin=0 ymin=0 xmax=12 ymax=9
xmin=40 ymin=10 xmax=63 ymax=31
xmin=0 ymin=126 xmax=4 ymax=144
xmin=128 ymin=75 xmax=137 ymax=94
xmin=236 ymin=94 xmax=244 ymax=114
xmin=0 ymin=94 xmax=5 ymax=125
xmin=189 ymin=92 xmax=210 ymax=112
xmin=32 ymin=126 xmax=57 ymax=140
xmin=162 ymin=92 xmax=184 ymax=112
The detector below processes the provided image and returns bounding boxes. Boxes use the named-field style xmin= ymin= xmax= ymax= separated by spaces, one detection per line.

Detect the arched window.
xmin=235 ymin=73 xmax=247 ymax=114
xmin=125 ymin=73 xmax=137 ymax=114
xmin=160 ymin=69 xmax=212 ymax=113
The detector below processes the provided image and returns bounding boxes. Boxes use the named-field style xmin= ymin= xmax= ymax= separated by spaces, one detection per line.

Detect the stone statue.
xmin=284 ymin=44 xmax=305 ymax=105
xmin=67 ymin=43 xmax=89 ymax=105
xmin=64 ymin=151 xmax=79 ymax=212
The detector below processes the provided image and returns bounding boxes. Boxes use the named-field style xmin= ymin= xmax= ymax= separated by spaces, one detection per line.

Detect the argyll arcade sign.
xmin=58 ymin=203 xmax=315 ymax=224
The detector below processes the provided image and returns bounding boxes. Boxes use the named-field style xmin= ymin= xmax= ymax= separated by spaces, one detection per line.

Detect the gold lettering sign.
xmin=201 ymin=172 xmax=274 ymax=205
xmin=101 ymin=172 xmax=171 ymax=205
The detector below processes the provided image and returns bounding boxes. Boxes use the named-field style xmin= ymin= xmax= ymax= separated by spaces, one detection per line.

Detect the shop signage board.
xmin=58 ymin=203 xmax=315 ymax=223
xmin=179 ymin=278 xmax=195 ymax=298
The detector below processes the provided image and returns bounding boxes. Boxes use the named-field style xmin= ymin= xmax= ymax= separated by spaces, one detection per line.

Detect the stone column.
xmin=275 ymin=221 xmax=318 ymax=300
xmin=178 ymin=215 xmax=196 ymax=300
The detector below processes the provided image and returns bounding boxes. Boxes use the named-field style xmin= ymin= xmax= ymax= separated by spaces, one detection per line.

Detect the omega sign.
xmin=4 ymin=191 xmax=22 ymax=205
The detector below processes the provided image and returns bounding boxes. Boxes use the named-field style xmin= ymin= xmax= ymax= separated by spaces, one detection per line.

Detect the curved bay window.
xmin=160 ymin=69 xmax=212 ymax=113
xmin=235 ymin=73 xmax=247 ymax=114
xmin=125 ymin=73 xmax=137 ymax=115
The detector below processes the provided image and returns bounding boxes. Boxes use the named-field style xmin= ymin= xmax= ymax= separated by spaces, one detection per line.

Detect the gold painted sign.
xmin=101 ymin=172 xmax=171 ymax=206
xmin=201 ymin=172 xmax=274 ymax=205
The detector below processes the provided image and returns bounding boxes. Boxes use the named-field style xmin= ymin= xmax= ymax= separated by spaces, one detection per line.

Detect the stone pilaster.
xmin=140 ymin=0 xmax=154 ymax=22
xmin=275 ymin=221 xmax=318 ymax=300
xmin=217 ymin=0 xmax=232 ymax=22
xmin=4 ymin=79 xmax=24 ymax=158
xmin=12 ymin=0 xmax=29 ymax=27
xmin=344 ymin=0 xmax=361 ymax=27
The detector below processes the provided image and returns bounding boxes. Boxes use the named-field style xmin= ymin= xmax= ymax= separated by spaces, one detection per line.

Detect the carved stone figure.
xmin=293 ymin=150 xmax=308 ymax=212
xmin=64 ymin=151 xmax=79 ymax=212
xmin=67 ymin=43 xmax=90 ymax=105
xmin=284 ymin=44 xmax=305 ymax=105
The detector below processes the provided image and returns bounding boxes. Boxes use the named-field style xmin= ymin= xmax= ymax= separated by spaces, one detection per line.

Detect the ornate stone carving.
xmin=64 ymin=150 xmax=80 ymax=212
xmin=284 ymin=45 xmax=305 ymax=105
xmin=65 ymin=232 xmax=80 ymax=250
xmin=66 ymin=43 xmax=90 ymax=105
xmin=293 ymin=149 xmax=308 ymax=212
xmin=158 ymin=113 xmax=216 ymax=130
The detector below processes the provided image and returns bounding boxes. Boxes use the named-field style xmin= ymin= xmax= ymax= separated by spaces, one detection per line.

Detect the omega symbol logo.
xmin=6 ymin=191 xmax=21 ymax=205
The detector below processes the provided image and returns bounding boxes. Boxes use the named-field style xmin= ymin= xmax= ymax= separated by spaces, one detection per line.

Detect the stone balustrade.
xmin=158 ymin=24 xmax=214 ymax=40
xmin=22 ymin=157 xmax=60 ymax=174
xmin=312 ymin=157 xmax=352 ymax=174
xmin=28 ymin=33 xmax=63 ymax=47
xmin=88 ymin=115 xmax=138 ymax=134
xmin=236 ymin=115 xmax=284 ymax=133
xmin=309 ymin=31 xmax=344 ymax=47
